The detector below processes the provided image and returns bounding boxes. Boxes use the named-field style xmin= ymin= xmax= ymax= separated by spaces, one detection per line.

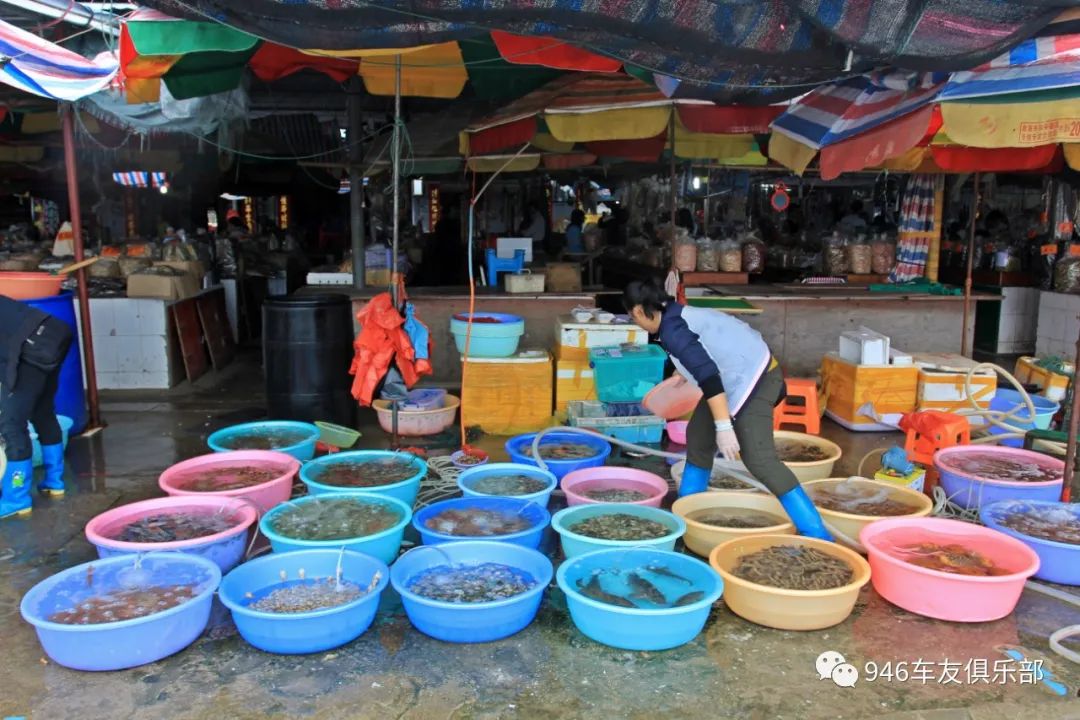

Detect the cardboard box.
xmin=545 ymin=262 xmax=582 ymax=292
xmin=155 ymin=260 xmax=206 ymax=280
xmin=127 ymin=272 xmax=200 ymax=301
xmin=555 ymin=315 xmax=647 ymax=361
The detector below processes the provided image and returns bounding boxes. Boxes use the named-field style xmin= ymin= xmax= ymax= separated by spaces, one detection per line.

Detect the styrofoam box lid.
xmin=461 ymin=349 xmax=551 ymax=364
xmin=910 ymin=352 xmax=996 ymax=376
xmin=556 ymin=314 xmax=634 ymax=330
xmin=824 ymin=351 xmax=894 ymax=369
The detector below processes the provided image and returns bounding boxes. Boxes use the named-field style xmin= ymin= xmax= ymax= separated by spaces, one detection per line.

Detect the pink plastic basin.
xmin=372 ymin=395 xmax=460 ymax=436
xmin=85 ymin=496 xmax=257 ymax=572
xmin=666 ymin=420 xmax=689 ymax=445
xmin=860 ymin=517 xmax=1040 ymax=623
xmin=643 ymin=376 xmax=702 ymax=420
xmin=561 ymin=467 xmax=669 ymax=508
xmin=158 ymin=450 xmax=300 ymax=514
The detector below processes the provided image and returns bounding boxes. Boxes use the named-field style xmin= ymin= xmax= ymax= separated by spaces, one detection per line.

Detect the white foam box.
xmin=554 ymin=315 xmax=647 ymax=362
xmin=911 ymin=352 xmax=997 ymax=424
xmin=839 ymin=326 xmax=890 ymax=365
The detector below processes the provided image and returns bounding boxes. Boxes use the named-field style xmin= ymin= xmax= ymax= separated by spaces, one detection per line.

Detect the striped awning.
xmin=113 ymin=171 xmax=168 ymax=188
xmin=940 ymin=34 xmax=1080 ymax=101
xmin=0 ymin=18 xmax=117 ymax=101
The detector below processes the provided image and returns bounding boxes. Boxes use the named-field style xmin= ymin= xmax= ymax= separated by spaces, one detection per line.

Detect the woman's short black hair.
xmin=623 ymin=278 xmax=673 ymax=314
xmin=570 ymin=209 xmax=585 ymax=225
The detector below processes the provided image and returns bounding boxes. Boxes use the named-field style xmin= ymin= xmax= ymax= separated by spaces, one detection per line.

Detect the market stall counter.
xmin=298 ymin=285 xmax=599 ymax=384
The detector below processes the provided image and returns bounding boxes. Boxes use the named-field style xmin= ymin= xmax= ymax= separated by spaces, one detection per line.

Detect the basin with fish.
xmin=709 ymin=535 xmax=870 ymax=631
xmin=804 ymin=477 xmax=933 ymax=551
xmin=390 ymin=541 xmax=553 ymax=643
xmin=860 ymin=517 xmax=1039 ymax=622
xmin=556 ymin=547 xmax=722 ymax=651
xmin=457 ymin=463 xmax=558 ymax=506
xmin=85 ymin=495 xmax=258 ymax=573
xmin=551 ymin=503 xmax=686 ymax=558
xmin=207 ymin=420 xmax=320 ymax=461
xmin=670 ymin=460 xmax=760 ymax=494
xmin=219 ymin=549 xmax=389 ymax=654
xmin=505 ymin=431 xmax=611 ymax=480
xmin=158 ymin=450 xmax=300 ymax=514
xmin=300 ymin=450 xmax=427 ymax=507
xmin=934 ymin=446 xmax=1064 ymax=511
xmin=773 ymin=431 xmax=842 ymax=482
xmin=672 ymin=492 xmax=794 ymax=557
xmin=980 ymin=500 xmax=1080 ymax=585
xmin=561 ymin=466 xmax=668 ymax=508
xmin=260 ymin=493 xmax=412 ymax=564
xmin=20 ymin=553 xmax=221 ymax=671
xmin=412 ymin=497 xmax=550 ymax=549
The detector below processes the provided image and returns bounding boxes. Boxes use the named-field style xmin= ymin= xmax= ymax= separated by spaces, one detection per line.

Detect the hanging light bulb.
xmin=692 ymin=176 xmax=701 ymax=191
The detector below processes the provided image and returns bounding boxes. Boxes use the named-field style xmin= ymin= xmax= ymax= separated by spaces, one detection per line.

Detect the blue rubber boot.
xmin=679 ymin=463 xmax=710 ymax=497
xmin=778 ymin=485 xmax=833 ymax=541
xmin=39 ymin=443 xmax=65 ymax=495
xmin=1 ymin=458 xmax=33 ymax=519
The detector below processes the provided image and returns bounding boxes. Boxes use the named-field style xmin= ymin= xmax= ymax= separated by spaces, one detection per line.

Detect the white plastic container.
xmin=839 ymin=326 xmax=891 ymax=365
xmin=505 ymin=271 xmax=545 ymax=294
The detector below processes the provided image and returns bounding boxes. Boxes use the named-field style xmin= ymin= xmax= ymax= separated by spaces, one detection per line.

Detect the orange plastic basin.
xmin=710 ymin=534 xmax=871 ymax=631
xmin=0 ymin=271 xmax=62 ymax=300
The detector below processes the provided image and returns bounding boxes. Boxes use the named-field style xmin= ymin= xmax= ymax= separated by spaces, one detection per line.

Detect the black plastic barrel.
xmin=263 ymin=294 xmax=356 ymax=426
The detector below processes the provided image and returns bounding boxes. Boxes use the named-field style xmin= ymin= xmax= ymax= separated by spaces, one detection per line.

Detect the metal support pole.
xmin=391 ymin=55 xmax=402 ymax=306
xmin=62 ymin=104 xmax=101 ymax=430
xmin=668 ymin=106 xmax=677 ymax=228
xmin=961 ymin=172 xmax=980 ymax=358
xmin=1063 ymin=319 xmax=1080 ymax=503
xmin=347 ymin=78 xmax=365 ymax=290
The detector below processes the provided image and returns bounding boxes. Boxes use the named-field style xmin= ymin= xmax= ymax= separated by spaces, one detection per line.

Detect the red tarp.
xmin=250 ymin=43 xmax=358 ymax=82
xmin=930 ymin=143 xmax=1062 ymax=172
xmin=819 ymin=105 xmax=935 ymax=181
xmin=585 ymin=132 xmax=667 ymax=162
xmin=676 ymin=105 xmax=782 ymax=134
xmin=490 ymin=31 xmax=621 ymax=72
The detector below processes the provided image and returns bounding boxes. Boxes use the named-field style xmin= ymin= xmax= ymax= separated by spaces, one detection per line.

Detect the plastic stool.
xmin=485 ymin=248 xmax=525 ymax=287
xmin=900 ymin=411 xmax=970 ymax=495
xmin=773 ymin=378 xmax=821 ymax=434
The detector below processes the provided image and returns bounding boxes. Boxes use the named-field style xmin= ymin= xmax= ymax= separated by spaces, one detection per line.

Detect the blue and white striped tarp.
xmin=940 ymin=35 xmax=1080 ymax=101
xmin=0 ymin=19 xmax=117 ymax=101
xmin=112 ymin=172 xmax=167 ymax=188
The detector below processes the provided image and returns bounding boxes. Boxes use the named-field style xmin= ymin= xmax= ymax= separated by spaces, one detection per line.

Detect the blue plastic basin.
xmin=30 ymin=414 xmax=74 ymax=467
xmin=556 ymin=547 xmax=723 ymax=651
xmin=980 ymin=500 xmax=1080 ymax=585
xmin=218 ymin=549 xmax=389 ymax=654
xmin=450 ymin=313 xmax=524 ymax=358
xmin=260 ymin=493 xmax=413 ymax=564
xmin=552 ymin=503 xmax=686 ymax=558
xmin=207 ymin=420 xmax=319 ymax=461
xmin=390 ymin=541 xmax=553 ymax=643
xmin=20 ymin=553 xmax=220 ymax=671
xmin=300 ymin=450 xmax=427 ymax=508
xmin=505 ymin=431 xmax=611 ymax=481
xmin=412 ymin=496 xmax=550 ymax=549
xmin=457 ymin=463 xmax=558 ymax=507
xmin=987 ymin=389 xmax=1060 ymax=448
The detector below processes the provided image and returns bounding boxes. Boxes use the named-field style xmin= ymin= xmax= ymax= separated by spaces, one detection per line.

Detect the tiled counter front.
xmin=1037 ymin=290 xmax=1080 ymax=359
xmin=84 ymin=298 xmax=184 ymax=389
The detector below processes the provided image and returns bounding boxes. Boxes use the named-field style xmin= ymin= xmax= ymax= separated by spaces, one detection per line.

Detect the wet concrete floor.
xmin=2 ymin=361 xmax=1080 ymax=720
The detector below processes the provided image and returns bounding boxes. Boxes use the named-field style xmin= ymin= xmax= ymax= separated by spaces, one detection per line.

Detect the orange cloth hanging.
xmin=349 ymin=291 xmax=432 ymax=406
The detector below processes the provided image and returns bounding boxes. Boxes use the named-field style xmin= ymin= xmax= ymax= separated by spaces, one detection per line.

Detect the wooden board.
xmin=196 ymin=290 xmax=236 ymax=370
xmin=682 ymin=272 xmax=749 ymax=286
xmin=172 ymin=298 xmax=210 ymax=383
xmin=846 ymin=274 xmax=888 ymax=285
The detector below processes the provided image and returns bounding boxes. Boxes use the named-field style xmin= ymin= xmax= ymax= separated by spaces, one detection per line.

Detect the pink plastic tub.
xmin=561 ymin=467 xmax=669 ymax=508
xmin=372 ymin=395 xmax=460 ymax=436
xmin=643 ymin=376 xmax=702 ymax=420
xmin=666 ymin=420 xmax=689 ymax=445
xmin=158 ymin=450 xmax=300 ymax=514
xmin=85 ymin=496 xmax=257 ymax=572
xmin=860 ymin=517 xmax=1040 ymax=623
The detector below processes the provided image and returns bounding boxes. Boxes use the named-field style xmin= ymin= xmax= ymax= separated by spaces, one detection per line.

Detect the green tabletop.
xmin=685 ymin=297 xmax=761 ymax=314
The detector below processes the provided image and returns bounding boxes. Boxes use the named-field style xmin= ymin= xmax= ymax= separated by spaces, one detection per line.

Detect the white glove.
xmin=715 ymin=419 xmax=741 ymax=460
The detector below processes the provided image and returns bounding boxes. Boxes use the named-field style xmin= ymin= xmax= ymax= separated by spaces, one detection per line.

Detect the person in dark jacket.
xmin=0 ymin=294 xmax=73 ymax=518
xmin=623 ymin=279 xmax=831 ymax=540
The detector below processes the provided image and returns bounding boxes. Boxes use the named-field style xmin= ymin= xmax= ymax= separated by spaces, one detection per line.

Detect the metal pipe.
xmin=390 ymin=55 xmax=402 ymax=306
xmin=0 ymin=0 xmax=119 ymax=34
xmin=1063 ymin=319 xmax=1080 ymax=503
xmin=668 ymin=106 xmax=677 ymax=231
xmin=62 ymin=104 xmax=101 ymax=430
xmin=346 ymin=78 xmax=365 ymax=290
xmin=961 ymin=172 xmax=980 ymax=357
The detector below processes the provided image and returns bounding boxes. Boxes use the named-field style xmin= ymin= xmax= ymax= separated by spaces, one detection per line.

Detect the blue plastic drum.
xmin=23 ymin=292 xmax=87 ymax=433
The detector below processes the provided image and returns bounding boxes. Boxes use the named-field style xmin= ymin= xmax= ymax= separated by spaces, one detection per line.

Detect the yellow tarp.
xmin=20 ymin=113 xmax=100 ymax=134
xmin=545 ymin=106 xmax=669 ymax=143
xmin=467 ymin=155 xmax=542 ymax=173
xmin=1064 ymin=144 xmax=1080 ymax=170
xmin=0 ymin=146 xmax=44 ymax=163
xmin=877 ymin=146 xmax=930 ymax=172
xmin=769 ymin=131 xmax=817 ymax=174
xmin=941 ymin=97 xmax=1080 ymax=147
xmin=530 ymin=133 xmax=574 ymax=153
xmin=673 ymin=119 xmax=755 ymax=161
xmin=352 ymin=43 xmax=467 ymax=99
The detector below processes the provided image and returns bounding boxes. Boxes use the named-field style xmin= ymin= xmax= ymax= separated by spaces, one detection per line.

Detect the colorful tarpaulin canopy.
xmin=461 ymin=74 xmax=778 ymax=163
xmin=0 ymin=18 xmax=117 ymax=101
